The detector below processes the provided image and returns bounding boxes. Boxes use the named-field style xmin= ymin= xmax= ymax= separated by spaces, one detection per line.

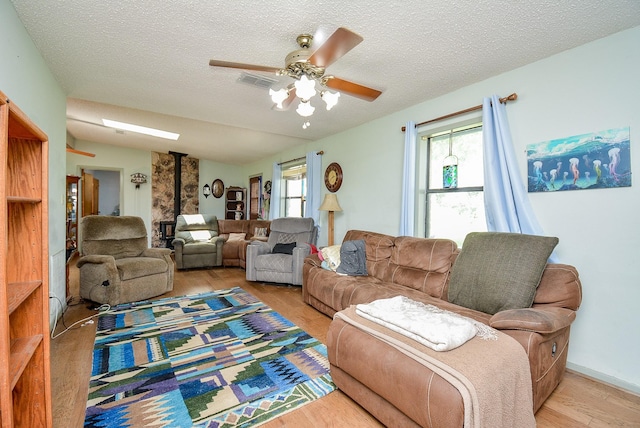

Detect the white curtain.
xmin=306 ymin=151 xmax=322 ymax=224
xmin=269 ymin=162 xmax=282 ymax=220
xmin=482 ymin=95 xmax=558 ymax=261
xmin=400 ymin=121 xmax=417 ymax=236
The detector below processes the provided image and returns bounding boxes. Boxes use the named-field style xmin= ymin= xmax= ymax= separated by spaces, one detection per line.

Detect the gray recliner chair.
xmin=172 ymin=214 xmax=224 ymax=269
xmin=77 ymin=215 xmax=174 ymax=306
xmin=246 ymin=217 xmax=318 ymax=285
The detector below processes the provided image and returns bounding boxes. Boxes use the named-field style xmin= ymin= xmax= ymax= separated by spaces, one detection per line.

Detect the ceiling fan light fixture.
xmin=296 ymin=100 xmax=315 ymax=117
xmin=209 ymin=28 xmax=381 ymax=121
xmin=294 ymin=75 xmax=316 ymax=101
xmin=321 ymin=90 xmax=340 ymax=110
xmin=269 ymin=87 xmax=289 ymax=109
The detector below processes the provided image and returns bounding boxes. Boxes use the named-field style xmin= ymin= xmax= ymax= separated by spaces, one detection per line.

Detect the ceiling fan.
xmin=209 ymin=27 xmax=382 ymax=115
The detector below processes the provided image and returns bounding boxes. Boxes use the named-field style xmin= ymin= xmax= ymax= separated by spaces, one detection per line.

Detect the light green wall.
xmin=198 ymin=159 xmax=247 ymax=218
xmin=244 ymin=26 xmax=640 ymax=393
xmin=67 ymin=140 xmax=153 ymax=233
xmin=1 ymin=0 xmax=67 ymax=326
xmin=9 ymin=0 xmax=636 ymax=393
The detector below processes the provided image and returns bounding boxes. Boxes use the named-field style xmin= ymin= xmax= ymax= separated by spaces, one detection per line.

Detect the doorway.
xmin=81 ymin=168 xmax=122 ymax=217
xmin=249 ymin=175 xmax=263 ymax=220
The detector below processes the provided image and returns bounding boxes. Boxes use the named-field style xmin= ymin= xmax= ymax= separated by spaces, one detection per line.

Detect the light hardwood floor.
xmin=51 ymin=260 xmax=640 ymax=427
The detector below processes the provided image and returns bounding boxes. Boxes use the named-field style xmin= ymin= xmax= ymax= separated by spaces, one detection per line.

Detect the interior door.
xmin=249 ymin=176 xmax=262 ymax=220
xmin=81 ymin=170 xmax=100 ymax=216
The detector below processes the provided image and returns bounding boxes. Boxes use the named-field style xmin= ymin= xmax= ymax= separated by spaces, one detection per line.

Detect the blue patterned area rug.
xmin=84 ymin=287 xmax=335 ymax=427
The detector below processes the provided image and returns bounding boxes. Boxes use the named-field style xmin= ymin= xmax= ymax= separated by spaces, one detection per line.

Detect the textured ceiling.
xmin=10 ymin=0 xmax=640 ymax=164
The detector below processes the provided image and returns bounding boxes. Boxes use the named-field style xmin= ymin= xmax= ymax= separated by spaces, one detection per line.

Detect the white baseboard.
xmin=566 ymin=362 xmax=640 ymax=396
xmin=49 ymin=249 xmax=67 ymax=331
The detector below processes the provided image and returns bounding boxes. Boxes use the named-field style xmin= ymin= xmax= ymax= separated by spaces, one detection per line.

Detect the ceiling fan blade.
xmin=209 ymin=60 xmax=280 ymax=74
xmin=308 ymin=27 xmax=363 ymax=68
xmin=325 ymin=77 xmax=382 ymax=102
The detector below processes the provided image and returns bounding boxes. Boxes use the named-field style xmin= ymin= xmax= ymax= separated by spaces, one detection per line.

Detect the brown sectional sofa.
xmin=217 ymin=219 xmax=271 ymax=268
xmin=302 ymin=229 xmax=582 ymax=427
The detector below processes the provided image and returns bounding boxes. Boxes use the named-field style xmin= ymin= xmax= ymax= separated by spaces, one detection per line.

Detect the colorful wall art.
xmin=527 ymin=127 xmax=631 ymax=192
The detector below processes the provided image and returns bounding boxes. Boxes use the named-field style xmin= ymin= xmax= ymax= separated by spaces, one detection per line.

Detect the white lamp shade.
xmin=321 ymin=90 xmax=340 ymax=110
xmin=294 ymin=75 xmax=317 ymax=100
xmin=269 ymin=88 xmax=289 ymax=109
xmin=296 ymin=100 xmax=315 ymax=117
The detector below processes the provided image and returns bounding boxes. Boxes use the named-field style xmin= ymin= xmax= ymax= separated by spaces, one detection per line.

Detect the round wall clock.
xmin=212 ymin=179 xmax=224 ymax=198
xmin=324 ymin=162 xmax=343 ymax=192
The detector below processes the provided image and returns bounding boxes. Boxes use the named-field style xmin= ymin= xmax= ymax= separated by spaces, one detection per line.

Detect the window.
xmin=282 ymin=161 xmax=306 ymax=217
xmin=420 ymin=123 xmax=486 ymax=246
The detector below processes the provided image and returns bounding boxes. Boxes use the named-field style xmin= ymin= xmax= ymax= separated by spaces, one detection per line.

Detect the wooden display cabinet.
xmin=66 ymin=175 xmax=79 ymax=259
xmin=0 ymin=90 xmax=52 ymax=427
xmin=225 ymin=187 xmax=247 ymax=220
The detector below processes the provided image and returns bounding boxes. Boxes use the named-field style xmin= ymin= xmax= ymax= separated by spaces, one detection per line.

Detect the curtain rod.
xmin=401 ymin=93 xmax=518 ymax=132
xmin=277 ymin=150 xmax=324 ymax=166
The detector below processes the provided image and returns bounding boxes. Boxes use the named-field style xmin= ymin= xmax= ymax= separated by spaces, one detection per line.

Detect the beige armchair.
xmin=246 ymin=217 xmax=318 ymax=285
xmin=77 ymin=215 xmax=174 ymax=306
xmin=172 ymin=214 xmax=224 ymax=269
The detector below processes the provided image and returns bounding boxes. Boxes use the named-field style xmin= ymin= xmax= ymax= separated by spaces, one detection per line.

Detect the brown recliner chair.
xmin=77 ymin=215 xmax=174 ymax=306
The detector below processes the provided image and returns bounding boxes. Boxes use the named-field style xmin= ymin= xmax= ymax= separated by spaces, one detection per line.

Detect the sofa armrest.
xmin=245 ymin=241 xmax=271 ymax=281
xmin=213 ymin=236 xmax=224 ymax=265
xmin=292 ymin=244 xmax=312 ymax=285
xmin=171 ymin=237 xmax=185 ymax=249
xmin=249 ymin=240 xmax=271 ymax=253
xmin=141 ymin=248 xmax=172 ymax=259
xmin=489 ymin=307 xmax=576 ymax=334
xmin=304 ymin=253 xmax=322 ymax=268
xmin=76 ymin=254 xmax=116 ymax=268
xmin=76 ymin=255 xmax=120 ymax=303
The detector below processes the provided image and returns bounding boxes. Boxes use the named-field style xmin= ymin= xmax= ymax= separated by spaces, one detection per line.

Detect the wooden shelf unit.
xmin=0 ymin=91 xmax=51 ymax=427
xmin=225 ymin=186 xmax=247 ymax=220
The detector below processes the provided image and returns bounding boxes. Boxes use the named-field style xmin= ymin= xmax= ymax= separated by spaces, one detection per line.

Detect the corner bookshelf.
xmin=225 ymin=186 xmax=247 ymax=220
xmin=0 ymin=91 xmax=51 ymax=426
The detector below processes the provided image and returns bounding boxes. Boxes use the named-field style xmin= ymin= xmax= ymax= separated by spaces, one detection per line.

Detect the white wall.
xmin=278 ymin=26 xmax=638 ymax=393
xmin=1 ymin=0 xmax=68 ymax=326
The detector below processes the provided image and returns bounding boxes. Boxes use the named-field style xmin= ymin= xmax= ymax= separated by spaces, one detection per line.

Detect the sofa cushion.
xmin=181 ymin=241 xmax=219 ymax=255
xmin=255 ymin=253 xmax=292 ymax=273
xmin=227 ymin=232 xmax=246 ymax=242
xmin=175 ymin=214 xmax=219 ymax=244
xmin=447 ymin=232 xmax=558 ymax=315
xmin=321 ymin=245 xmax=341 ymax=271
xmin=382 ymin=237 xmax=457 ymax=299
xmin=343 ymin=230 xmax=394 ymax=279
xmin=116 ymin=257 xmax=168 ymax=281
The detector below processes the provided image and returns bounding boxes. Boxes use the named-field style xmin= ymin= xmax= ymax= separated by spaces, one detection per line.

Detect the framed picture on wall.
xmin=212 ymin=179 xmax=224 ymax=198
xmin=527 ymin=126 xmax=631 ymax=192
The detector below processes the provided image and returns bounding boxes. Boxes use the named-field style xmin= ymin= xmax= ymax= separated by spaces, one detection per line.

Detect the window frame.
xmin=281 ymin=161 xmax=307 ymax=218
xmin=420 ymin=122 xmax=485 ymax=243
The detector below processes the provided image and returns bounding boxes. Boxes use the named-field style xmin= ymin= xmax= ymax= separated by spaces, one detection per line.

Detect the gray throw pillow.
xmin=272 ymin=243 xmax=296 ymax=255
xmin=447 ymin=232 xmax=558 ymax=315
xmin=337 ymin=240 xmax=367 ymax=276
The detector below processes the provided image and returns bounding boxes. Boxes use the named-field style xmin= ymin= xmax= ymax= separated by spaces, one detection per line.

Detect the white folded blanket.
xmin=355 ymin=296 xmax=497 ymax=351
